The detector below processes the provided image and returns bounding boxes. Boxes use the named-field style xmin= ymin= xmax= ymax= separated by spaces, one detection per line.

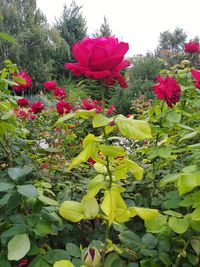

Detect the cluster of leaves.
xmin=1 ymin=38 xmax=200 ymax=267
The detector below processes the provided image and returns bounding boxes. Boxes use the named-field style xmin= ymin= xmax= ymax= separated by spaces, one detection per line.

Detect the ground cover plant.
xmin=0 ymin=32 xmax=200 ymax=267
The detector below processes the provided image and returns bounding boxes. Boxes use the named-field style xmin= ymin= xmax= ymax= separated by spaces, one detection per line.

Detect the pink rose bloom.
xmin=65 ymin=36 xmax=130 ymax=88
xmin=12 ymin=70 xmax=32 ymax=92
xmin=152 ymin=76 xmax=181 ymax=108
xmin=43 ymin=80 xmax=57 ymax=90
xmin=30 ymin=102 xmax=45 ymax=114
xmin=56 ymin=101 xmax=71 ymax=115
xmin=184 ymin=41 xmax=199 ymax=53
xmin=17 ymin=98 xmax=30 ymax=108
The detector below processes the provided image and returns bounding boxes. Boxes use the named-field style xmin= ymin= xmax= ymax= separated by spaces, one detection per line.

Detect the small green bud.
xmin=84 ymin=247 xmax=101 ymax=267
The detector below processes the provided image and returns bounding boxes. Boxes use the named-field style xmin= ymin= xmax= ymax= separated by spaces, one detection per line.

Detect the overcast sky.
xmin=37 ymin=0 xmax=200 ymax=56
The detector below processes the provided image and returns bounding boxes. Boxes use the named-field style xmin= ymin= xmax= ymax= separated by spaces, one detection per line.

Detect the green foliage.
xmin=112 ymin=56 xmax=163 ymax=114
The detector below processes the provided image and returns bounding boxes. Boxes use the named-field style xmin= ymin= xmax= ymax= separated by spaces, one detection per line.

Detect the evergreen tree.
xmin=55 ymin=0 xmax=87 ymax=48
xmin=93 ymin=16 xmax=112 ymax=37
xmin=0 ymin=0 xmax=69 ymax=91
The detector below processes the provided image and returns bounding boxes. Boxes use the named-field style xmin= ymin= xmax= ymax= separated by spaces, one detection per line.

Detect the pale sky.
xmin=37 ymin=0 xmax=200 ymax=56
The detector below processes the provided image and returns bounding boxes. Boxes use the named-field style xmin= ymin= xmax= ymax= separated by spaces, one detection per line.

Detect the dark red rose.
xmin=43 ymin=80 xmax=57 ymax=90
xmin=53 ymin=87 xmax=66 ymax=99
xmin=82 ymin=99 xmax=97 ymax=110
xmin=16 ymin=109 xmax=29 ymax=119
xmin=65 ymin=36 xmax=130 ymax=88
xmin=184 ymin=41 xmax=199 ymax=53
xmin=30 ymin=102 xmax=45 ymax=114
xmin=106 ymin=104 xmax=116 ymax=114
xmin=12 ymin=70 xmax=32 ymax=92
xmin=191 ymin=68 xmax=200 ymax=89
xmin=56 ymin=101 xmax=71 ymax=115
xmin=152 ymin=76 xmax=181 ymax=108
xmin=17 ymin=98 xmax=30 ymax=108
xmin=29 ymin=114 xmax=36 ymax=120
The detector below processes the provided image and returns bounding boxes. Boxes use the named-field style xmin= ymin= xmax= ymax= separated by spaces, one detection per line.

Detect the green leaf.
xmin=166 ymin=111 xmax=181 ymax=123
xmin=0 ymin=182 xmax=13 ymax=192
xmin=7 ymin=192 xmax=21 ymax=212
xmin=99 ymin=145 xmax=125 ymax=157
xmin=53 ymin=261 xmax=75 ymax=267
xmin=191 ymin=208 xmax=200 ymax=221
xmin=93 ymin=162 xmax=107 ymax=173
xmin=76 ymin=109 xmax=96 ymax=118
xmin=191 ymin=238 xmax=200 ymax=256
xmin=122 ymin=159 xmax=144 ymax=180
xmin=7 ymin=166 xmax=33 ymax=182
xmin=179 ymin=131 xmax=198 ymax=142
xmin=103 ymin=253 xmax=122 ymax=267
xmin=54 ymin=113 xmax=75 ymax=126
xmin=177 ymin=173 xmax=200 ymax=195
xmin=115 ymin=117 xmax=152 ymax=140
xmin=32 ymin=219 xmax=53 ymax=236
xmin=133 ymin=207 xmax=159 ymax=221
xmin=92 ymin=113 xmax=111 ymax=128
xmin=65 ymin=243 xmax=81 ymax=258
xmin=82 ymin=197 xmax=99 ymax=219
xmin=83 ymin=134 xmax=99 ymax=148
xmin=59 ymin=201 xmax=84 ymax=222
xmin=1 ymin=224 xmax=27 ymax=245
xmin=7 ymin=234 xmax=30 ymax=261
xmin=28 ymin=255 xmax=51 ymax=267
xmin=141 ymin=233 xmax=158 ymax=249
xmin=44 ymin=249 xmax=70 ymax=264
xmin=168 ymin=217 xmax=189 ymax=234
xmin=17 ymin=185 xmax=38 ymax=198
xmin=119 ymin=231 xmax=143 ymax=251
xmin=0 ymin=32 xmax=17 ymax=44
xmin=144 ymin=215 xmax=168 ymax=233
xmin=38 ymin=195 xmax=59 ymax=206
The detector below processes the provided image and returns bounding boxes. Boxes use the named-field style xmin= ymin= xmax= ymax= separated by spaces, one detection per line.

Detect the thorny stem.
xmin=101 ymin=84 xmax=113 ymax=189
xmin=100 ymin=83 xmax=112 ymax=241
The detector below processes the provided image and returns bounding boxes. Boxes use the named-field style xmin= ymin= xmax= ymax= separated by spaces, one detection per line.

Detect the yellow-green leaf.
xmin=68 ymin=143 xmax=99 ymax=171
xmin=99 ymin=145 xmax=125 ymax=157
xmin=82 ymin=197 xmax=99 ymax=218
xmin=53 ymin=260 xmax=75 ymax=267
xmin=123 ymin=159 xmax=144 ymax=180
xmin=83 ymin=134 xmax=99 ymax=148
xmin=133 ymin=207 xmax=159 ymax=220
xmin=59 ymin=201 xmax=84 ymax=222
xmin=92 ymin=113 xmax=111 ymax=128
xmin=115 ymin=117 xmax=152 ymax=140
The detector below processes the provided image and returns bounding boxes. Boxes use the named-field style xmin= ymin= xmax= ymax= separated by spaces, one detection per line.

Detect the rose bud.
xmin=84 ymin=247 xmax=101 ymax=267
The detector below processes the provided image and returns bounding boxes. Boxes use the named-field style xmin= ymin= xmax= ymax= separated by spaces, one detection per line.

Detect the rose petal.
xmin=85 ymin=70 xmax=111 ymax=79
xmin=72 ymin=42 xmax=89 ymax=65
xmin=90 ymin=55 xmax=124 ymax=71
xmin=111 ymin=42 xmax=129 ymax=56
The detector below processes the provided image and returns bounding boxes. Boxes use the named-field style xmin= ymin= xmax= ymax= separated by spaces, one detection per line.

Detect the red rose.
xmin=56 ymin=101 xmax=71 ymax=115
xmin=152 ymin=76 xmax=181 ymax=108
xmin=191 ymin=68 xmax=200 ymax=89
xmin=82 ymin=99 xmax=97 ymax=110
xmin=16 ymin=109 xmax=29 ymax=119
xmin=17 ymin=98 xmax=30 ymax=108
xmin=41 ymin=163 xmax=49 ymax=169
xmin=30 ymin=102 xmax=45 ymax=114
xmin=12 ymin=70 xmax=32 ymax=92
xmin=29 ymin=114 xmax=36 ymax=120
xmin=53 ymin=87 xmax=66 ymax=99
xmin=184 ymin=41 xmax=199 ymax=53
xmin=43 ymin=80 xmax=57 ymax=90
xmin=106 ymin=104 xmax=116 ymax=114
xmin=65 ymin=36 xmax=130 ymax=88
